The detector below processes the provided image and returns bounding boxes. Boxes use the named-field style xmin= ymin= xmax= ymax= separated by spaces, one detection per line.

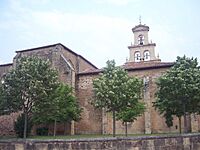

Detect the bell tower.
xmin=128 ymin=22 xmax=158 ymax=62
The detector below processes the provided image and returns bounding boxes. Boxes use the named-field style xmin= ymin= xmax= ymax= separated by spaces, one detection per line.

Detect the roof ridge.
xmin=0 ymin=63 xmax=13 ymax=67
xmin=15 ymin=43 xmax=98 ymax=69
xmin=16 ymin=43 xmax=61 ymax=53
xmin=78 ymin=62 xmax=174 ymax=75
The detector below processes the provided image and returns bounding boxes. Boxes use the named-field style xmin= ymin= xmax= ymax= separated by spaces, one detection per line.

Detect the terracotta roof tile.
xmin=78 ymin=60 xmax=174 ymax=75
xmin=123 ymin=60 xmax=174 ymax=71
xmin=78 ymin=68 xmax=103 ymax=75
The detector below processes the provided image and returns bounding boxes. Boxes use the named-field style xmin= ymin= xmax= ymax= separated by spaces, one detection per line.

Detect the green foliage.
xmin=54 ymin=83 xmax=82 ymax=122
xmin=33 ymin=83 xmax=82 ymax=125
xmin=154 ymin=55 xmax=200 ymax=128
xmin=0 ymin=56 xmax=59 ymax=138
xmin=117 ymin=102 xmax=145 ymax=123
xmin=0 ymin=84 xmax=8 ymax=115
xmin=1 ymin=56 xmax=59 ymax=115
xmin=36 ymin=127 xmax=48 ymax=136
xmin=14 ymin=113 xmax=33 ymax=138
xmin=32 ymin=93 xmax=56 ymax=124
xmin=93 ymin=60 xmax=129 ymax=112
xmin=116 ymin=77 xmax=145 ymax=123
xmin=93 ymin=60 xmax=145 ymax=136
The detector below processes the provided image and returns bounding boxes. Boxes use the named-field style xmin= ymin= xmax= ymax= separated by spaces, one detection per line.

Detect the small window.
xmin=134 ymin=52 xmax=141 ymax=62
xmin=144 ymin=50 xmax=150 ymax=61
xmin=138 ymin=35 xmax=144 ymax=45
xmin=1 ymin=74 xmax=6 ymax=84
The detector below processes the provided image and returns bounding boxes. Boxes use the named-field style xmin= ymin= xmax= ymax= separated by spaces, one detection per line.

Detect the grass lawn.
xmin=30 ymin=134 xmax=113 ymax=140
xmin=29 ymin=132 xmax=180 ymax=140
xmin=0 ymin=132 xmax=182 ymax=140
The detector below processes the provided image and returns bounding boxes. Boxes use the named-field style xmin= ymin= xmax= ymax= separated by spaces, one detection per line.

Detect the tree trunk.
xmin=182 ymin=102 xmax=189 ymax=133
xmin=188 ymin=115 xmax=191 ymax=133
xmin=178 ymin=117 xmax=182 ymax=134
xmin=184 ymin=114 xmax=188 ymax=133
xmin=125 ymin=122 xmax=128 ymax=137
xmin=113 ymin=110 xmax=116 ymax=137
xmin=64 ymin=122 xmax=67 ymax=135
xmin=53 ymin=119 xmax=57 ymax=137
xmin=23 ymin=112 xmax=28 ymax=139
xmin=48 ymin=124 xmax=50 ymax=136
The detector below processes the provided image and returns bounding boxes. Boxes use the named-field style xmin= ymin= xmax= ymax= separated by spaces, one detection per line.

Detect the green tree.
xmin=33 ymin=83 xmax=82 ymax=136
xmin=0 ymin=56 xmax=59 ymax=138
xmin=31 ymin=89 xmax=57 ymax=135
xmin=14 ymin=113 xmax=33 ymax=138
xmin=93 ymin=60 xmax=144 ymax=137
xmin=0 ymin=83 xmax=7 ymax=114
xmin=153 ymin=56 xmax=200 ymax=133
xmin=116 ymin=77 xmax=145 ymax=136
xmin=116 ymin=89 xmax=145 ymax=136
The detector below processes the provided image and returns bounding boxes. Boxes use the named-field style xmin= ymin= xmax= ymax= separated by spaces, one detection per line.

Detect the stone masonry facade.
xmin=77 ymin=61 xmax=195 ymax=135
xmin=0 ymin=133 xmax=200 ymax=150
xmin=0 ymin=23 xmax=200 ymax=136
xmin=0 ymin=43 xmax=98 ymax=136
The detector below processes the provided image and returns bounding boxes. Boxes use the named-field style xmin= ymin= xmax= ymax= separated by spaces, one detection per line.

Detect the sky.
xmin=0 ymin=0 xmax=200 ymax=68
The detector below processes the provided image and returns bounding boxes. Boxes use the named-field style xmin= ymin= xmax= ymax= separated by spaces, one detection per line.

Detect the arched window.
xmin=134 ymin=51 xmax=141 ymax=62
xmin=144 ymin=50 xmax=150 ymax=61
xmin=138 ymin=35 xmax=144 ymax=45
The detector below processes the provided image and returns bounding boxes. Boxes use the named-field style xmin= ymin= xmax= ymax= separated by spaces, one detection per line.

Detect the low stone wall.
xmin=0 ymin=133 xmax=200 ymax=150
xmin=0 ymin=112 xmax=19 ymax=136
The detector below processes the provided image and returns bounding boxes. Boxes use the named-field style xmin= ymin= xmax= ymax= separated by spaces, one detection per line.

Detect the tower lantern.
xmin=128 ymin=23 xmax=158 ymax=62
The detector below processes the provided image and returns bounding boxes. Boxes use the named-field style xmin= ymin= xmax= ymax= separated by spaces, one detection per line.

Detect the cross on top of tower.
xmin=139 ymin=16 xmax=141 ymax=25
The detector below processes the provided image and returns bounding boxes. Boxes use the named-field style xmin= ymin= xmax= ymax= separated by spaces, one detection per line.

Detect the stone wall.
xmin=0 ymin=63 xmax=19 ymax=136
xmin=106 ymin=67 xmax=198 ymax=134
xmin=0 ymin=43 xmax=98 ymax=136
xmin=126 ymin=67 xmax=179 ymax=134
xmin=0 ymin=113 xmax=19 ymax=136
xmin=0 ymin=64 xmax=12 ymax=78
xmin=75 ymin=74 xmax=102 ymax=134
xmin=61 ymin=45 xmax=97 ymax=73
xmin=77 ymin=67 xmax=185 ymax=135
xmin=0 ymin=133 xmax=200 ymax=150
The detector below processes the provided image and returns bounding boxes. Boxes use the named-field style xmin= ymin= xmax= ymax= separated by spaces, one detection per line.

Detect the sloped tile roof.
xmin=78 ymin=60 xmax=174 ymax=75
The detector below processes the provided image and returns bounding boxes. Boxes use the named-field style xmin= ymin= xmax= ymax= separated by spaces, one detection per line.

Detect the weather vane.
xmin=139 ymin=15 xmax=141 ymax=25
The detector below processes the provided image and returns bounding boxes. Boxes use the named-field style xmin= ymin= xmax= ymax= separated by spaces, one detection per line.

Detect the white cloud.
xmin=0 ymin=59 xmax=4 ymax=64
xmin=2 ymin=0 xmax=192 ymax=67
xmin=30 ymin=11 xmax=131 ymax=33
xmin=1 ymin=1 xmax=184 ymax=67
xmin=145 ymin=22 xmax=183 ymax=62
xmin=1 ymin=4 xmax=134 ymax=67
xmin=94 ymin=0 xmax=138 ymax=6
xmin=8 ymin=0 xmax=27 ymax=13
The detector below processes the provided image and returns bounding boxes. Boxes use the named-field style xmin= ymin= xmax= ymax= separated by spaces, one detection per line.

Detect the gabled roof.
xmin=16 ymin=43 xmax=98 ymax=69
xmin=78 ymin=61 xmax=174 ymax=76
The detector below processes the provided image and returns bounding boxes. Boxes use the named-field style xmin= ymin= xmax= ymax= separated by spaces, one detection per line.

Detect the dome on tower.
xmin=132 ymin=24 xmax=149 ymax=33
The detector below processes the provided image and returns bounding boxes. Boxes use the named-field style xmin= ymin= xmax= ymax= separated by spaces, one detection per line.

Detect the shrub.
xmin=36 ymin=127 xmax=48 ymax=136
xmin=14 ymin=114 xmax=33 ymax=138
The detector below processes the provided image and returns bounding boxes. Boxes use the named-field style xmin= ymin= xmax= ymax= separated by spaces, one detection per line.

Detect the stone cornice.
xmin=128 ymin=43 xmax=156 ymax=49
